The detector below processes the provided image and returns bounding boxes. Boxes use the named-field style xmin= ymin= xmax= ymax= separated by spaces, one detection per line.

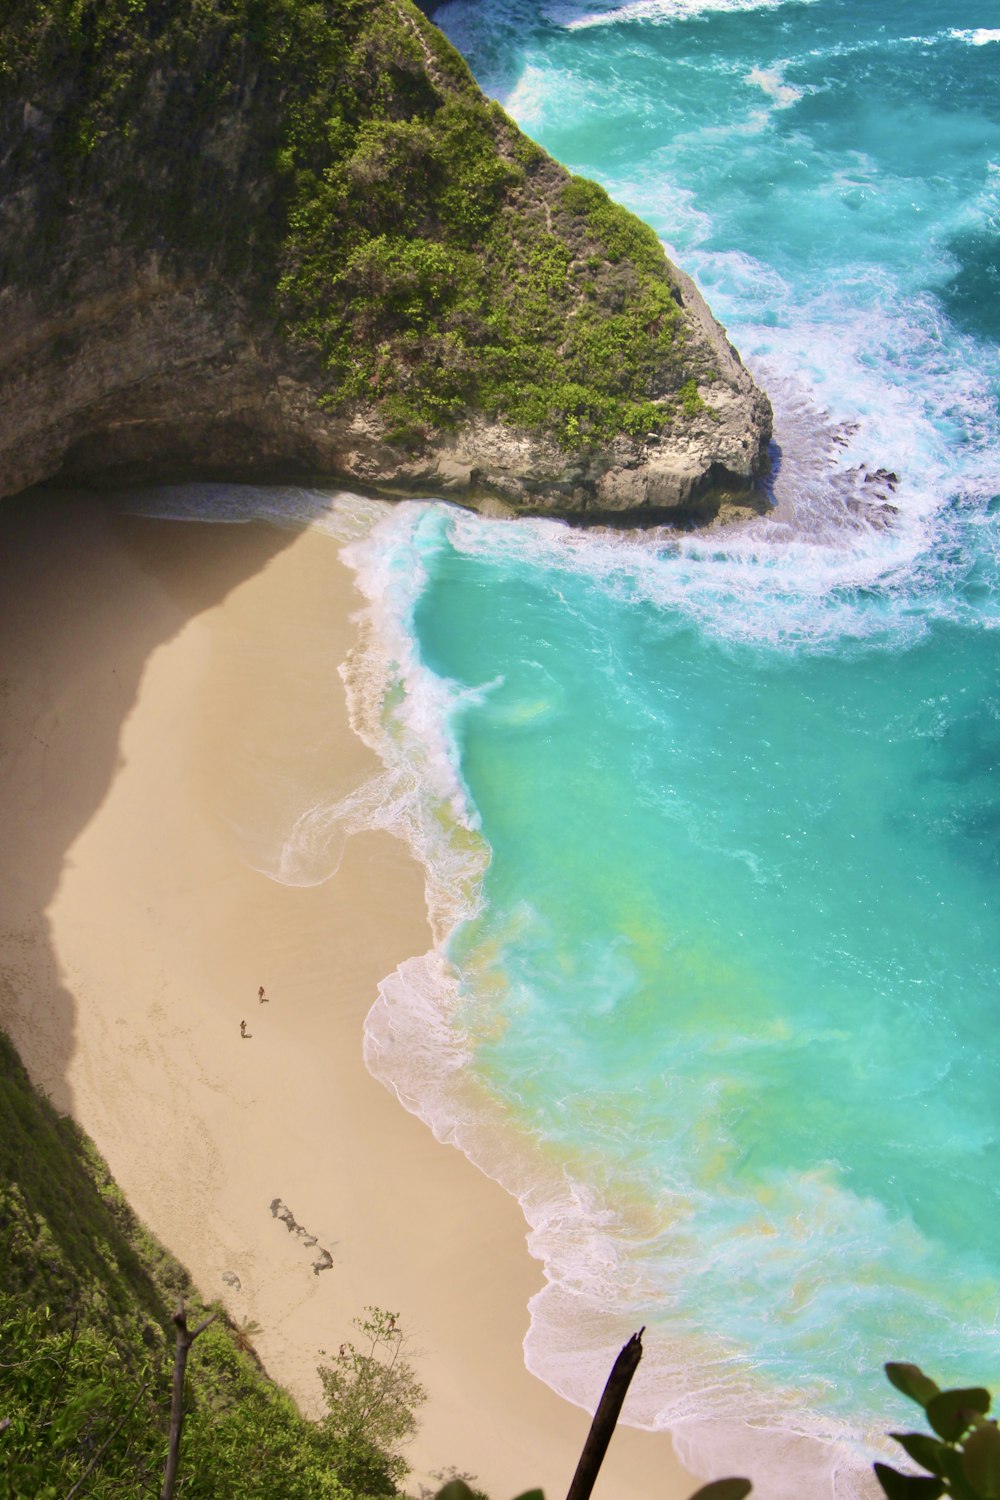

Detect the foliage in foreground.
xmin=0 ymin=0 xmax=713 ymax=448
xmin=875 ymin=1362 xmax=1000 ymax=1500
xmin=0 ymin=1028 xmax=418 ymax=1499
xmin=0 ymin=1298 xmax=356 ymax=1499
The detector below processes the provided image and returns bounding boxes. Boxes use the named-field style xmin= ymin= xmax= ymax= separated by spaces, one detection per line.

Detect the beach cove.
xmin=0 ymin=486 xmax=696 ymax=1500
xmin=2 ymin=2 xmax=999 ymax=1497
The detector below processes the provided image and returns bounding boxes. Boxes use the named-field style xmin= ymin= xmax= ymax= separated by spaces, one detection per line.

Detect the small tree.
xmin=318 ymin=1307 xmax=427 ymax=1488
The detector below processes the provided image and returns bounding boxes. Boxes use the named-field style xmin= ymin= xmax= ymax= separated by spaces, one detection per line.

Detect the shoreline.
xmin=0 ymin=487 xmax=696 ymax=1500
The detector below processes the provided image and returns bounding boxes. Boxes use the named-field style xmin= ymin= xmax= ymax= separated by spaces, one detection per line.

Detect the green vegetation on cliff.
xmin=0 ymin=0 xmax=707 ymax=449
xmin=0 ymin=1028 xmax=421 ymax=1499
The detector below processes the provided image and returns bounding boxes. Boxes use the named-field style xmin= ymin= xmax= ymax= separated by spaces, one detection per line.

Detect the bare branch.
xmin=160 ymin=1302 xmax=216 ymax=1500
xmin=565 ymin=1329 xmax=645 ymax=1500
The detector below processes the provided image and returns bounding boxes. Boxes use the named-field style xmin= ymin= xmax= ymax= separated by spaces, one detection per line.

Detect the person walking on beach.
xmin=258 ymin=985 xmax=267 ymax=1003
xmin=240 ymin=1019 xmax=249 ymax=1038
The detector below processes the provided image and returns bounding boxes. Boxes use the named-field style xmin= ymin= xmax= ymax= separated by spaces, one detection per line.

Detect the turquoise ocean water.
xmin=136 ymin=4 xmax=1000 ymax=1493
xmin=351 ymin=4 xmax=1000 ymax=1492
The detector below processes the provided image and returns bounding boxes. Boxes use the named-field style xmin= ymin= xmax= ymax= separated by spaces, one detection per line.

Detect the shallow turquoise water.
xmin=346 ymin=1 xmax=1000 ymax=1491
xmin=410 ymin=505 xmax=1000 ymax=1396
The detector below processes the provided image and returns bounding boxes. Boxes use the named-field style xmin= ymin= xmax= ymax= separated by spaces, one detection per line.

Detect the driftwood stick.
xmin=160 ymin=1302 xmax=216 ymax=1500
xmin=565 ymin=1329 xmax=645 ymax=1500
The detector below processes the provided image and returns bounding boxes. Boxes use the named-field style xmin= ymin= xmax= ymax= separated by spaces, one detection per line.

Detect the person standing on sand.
xmin=240 ymin=1020 xmax=249 ymax=1038
xmin=258 ymin=985 xmax=267 ymax=1003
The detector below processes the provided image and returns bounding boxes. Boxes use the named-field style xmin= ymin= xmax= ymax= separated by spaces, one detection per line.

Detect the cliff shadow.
xmin=0 ymin=486 xmax=301 ymax=1125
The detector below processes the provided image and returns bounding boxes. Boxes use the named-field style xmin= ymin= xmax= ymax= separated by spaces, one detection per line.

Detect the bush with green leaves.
xmin=319 ymin=1306 xmax=427 ymax=1490
xmin=0 ymin=1298 xmax=166 ymax=1500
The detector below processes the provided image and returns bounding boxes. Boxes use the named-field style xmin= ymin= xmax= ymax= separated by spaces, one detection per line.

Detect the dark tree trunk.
xmin=161 ymin=1303 xmax=216 ymax=1500
xmin=565 ymin=1329 xmax=645 ymax=1500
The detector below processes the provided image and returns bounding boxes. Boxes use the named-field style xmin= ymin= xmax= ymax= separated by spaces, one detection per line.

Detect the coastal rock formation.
xmin=0 ymin=0 xmax=771 ymax=525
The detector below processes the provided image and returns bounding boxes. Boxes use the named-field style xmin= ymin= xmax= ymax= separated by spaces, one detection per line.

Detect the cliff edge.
xmin=0 ymin=0 xmax=772 ymax=524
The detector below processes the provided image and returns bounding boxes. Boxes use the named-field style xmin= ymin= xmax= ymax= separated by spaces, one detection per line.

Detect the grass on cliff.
xmin=0 ymin=1027 xmax=414 ymax=1499
xmin=0 ymin=0 xmax=715 ymax=450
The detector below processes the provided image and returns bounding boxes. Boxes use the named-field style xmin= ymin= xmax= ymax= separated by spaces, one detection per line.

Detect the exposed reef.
xmin=0 ymin=0 xmax=772 ymax=525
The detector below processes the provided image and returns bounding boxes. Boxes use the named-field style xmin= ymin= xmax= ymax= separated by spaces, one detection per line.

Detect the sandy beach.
xmin=0 ymin=487 xmax=695 ymax=1500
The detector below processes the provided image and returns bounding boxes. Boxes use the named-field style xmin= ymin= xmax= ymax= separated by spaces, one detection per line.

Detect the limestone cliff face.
xmin=0 ymin=0 xmax=771 ymax=524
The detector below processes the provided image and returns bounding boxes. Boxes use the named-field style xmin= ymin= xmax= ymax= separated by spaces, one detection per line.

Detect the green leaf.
xmin=886 ymin=1365 xmax=942 ymax=1410
xmin=510 ymin=1491 xmax=545 ymax=1500
xmin=942 ymin=1447 xmax=985 ymax=1500
xmin=687 ymin=1482 xmax=753 ymax=1500
xmin=926 ymin=1389 xmax=991 ymax=1442
xmin=873 ymin=1463 xmax=945 ymax=1499
xmin=962 ymin=1422 xmax=1000 ymax=1498
xmin=890 ymin=1433 xmax=951 ymax=1477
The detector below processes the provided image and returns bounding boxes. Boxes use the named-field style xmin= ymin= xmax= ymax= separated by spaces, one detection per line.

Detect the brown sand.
xmin=0 ymin=488 xmax=695 ymax=1500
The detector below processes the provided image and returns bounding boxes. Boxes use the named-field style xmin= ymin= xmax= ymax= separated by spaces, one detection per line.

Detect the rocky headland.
xmin=0 ymin=0 xmax=772 ymax=524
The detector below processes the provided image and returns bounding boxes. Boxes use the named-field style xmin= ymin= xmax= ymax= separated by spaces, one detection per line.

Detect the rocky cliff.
xmin=0 ymin=0 xmax=772 ymax=524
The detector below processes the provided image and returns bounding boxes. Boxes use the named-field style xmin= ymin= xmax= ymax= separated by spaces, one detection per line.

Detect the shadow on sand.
xmin=0 ymin=485 xmax=301 ymax=1118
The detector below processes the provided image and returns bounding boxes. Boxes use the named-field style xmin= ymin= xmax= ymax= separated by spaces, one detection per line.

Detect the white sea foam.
xmin=118 ymin=483 xmax=475 ymax=889
xmin=898 ymin=28 xmax=1000 ymax=48
xmin=421 ymin=323 xmax=999 ymax=649
xmin=118 ymin=481 xmax=391 ymax=542
xmin=744 ymin=62 xmax=803 ymax=108
xmin=437 ymin=0 xmax=821 ymax=45
xmin=950 ymin=27 xmax=1000 ymax=46
xmin=337 ymin=503 xmax=492 ymax=938
xmin=545 ymin=0 xmax=821 ymax=30
xmin=502 ymin=61 xmax=584 ymax=129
